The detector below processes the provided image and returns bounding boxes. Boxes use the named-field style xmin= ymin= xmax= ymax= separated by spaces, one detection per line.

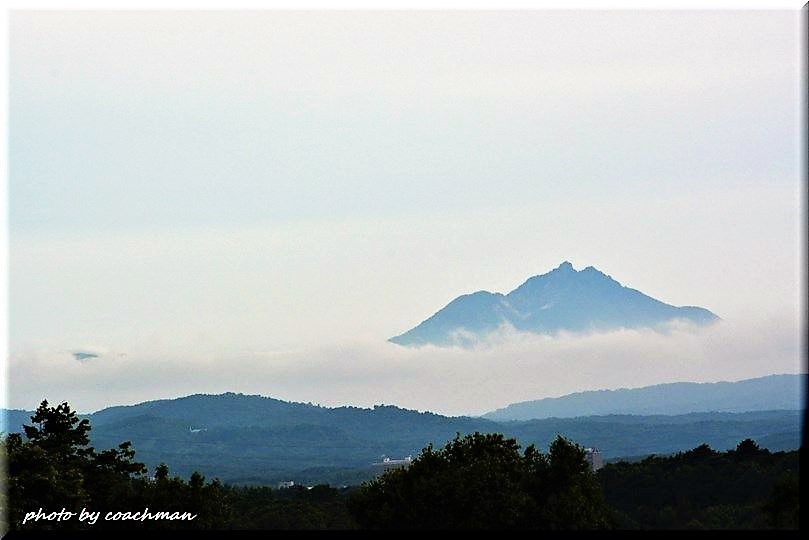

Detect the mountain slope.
xmin=483 ymin=374 xmax=805 ymax=421
xmin=5 ymin=394 xmax=496 ymax=484
xmin=2 ymin=386 xmax=802 ymax=485
xmin=1 ymin=409 xmax=33 ymax=435
xmin=389 ymin=261 xmax=718 ymax=347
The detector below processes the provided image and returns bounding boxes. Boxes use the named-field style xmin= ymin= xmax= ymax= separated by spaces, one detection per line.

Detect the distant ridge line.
xmin=482 ymin=373 xmax=805 ymax=421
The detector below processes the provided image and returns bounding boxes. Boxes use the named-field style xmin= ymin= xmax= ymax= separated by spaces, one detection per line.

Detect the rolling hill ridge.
xmin=2 ymin=374 xmax=802 ymax=485
xmin=483 ymin=373 xmax=805 ymax=421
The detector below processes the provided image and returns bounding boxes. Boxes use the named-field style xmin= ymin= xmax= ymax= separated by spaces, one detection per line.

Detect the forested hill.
xmin=2 ymin=393 xmax=802 ymax=486
xmin=484 ymin=373 xmax=805 ymax=420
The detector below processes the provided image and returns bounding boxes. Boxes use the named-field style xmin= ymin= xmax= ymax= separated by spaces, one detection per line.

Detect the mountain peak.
xmin=555 ymin=261 xmax=575 ymax=272
xmin=581 ymin=265 xmax=608 ymax=277
xmin=389 ymin=262 xmax=719 ymax=347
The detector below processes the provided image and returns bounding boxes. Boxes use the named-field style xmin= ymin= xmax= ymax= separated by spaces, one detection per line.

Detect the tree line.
xmin=0 ymin=399 xmax=799 ymax=531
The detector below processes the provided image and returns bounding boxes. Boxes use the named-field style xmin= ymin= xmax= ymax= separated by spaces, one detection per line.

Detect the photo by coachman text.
xmin=22 ymin=507 xmax=198 ymax=526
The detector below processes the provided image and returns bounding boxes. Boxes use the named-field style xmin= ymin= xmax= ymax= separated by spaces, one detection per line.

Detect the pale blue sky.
xmin=7 ymin=10 xmax=805 ymax=413
xmin=10 ymin=11 xmax=800 ymax=233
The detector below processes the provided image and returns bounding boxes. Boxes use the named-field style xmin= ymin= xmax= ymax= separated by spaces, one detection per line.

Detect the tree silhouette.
xmin=2 ymin=399 xmax=231 ymax=530
xmin=347 ymin=432 xmax=613 ymax=529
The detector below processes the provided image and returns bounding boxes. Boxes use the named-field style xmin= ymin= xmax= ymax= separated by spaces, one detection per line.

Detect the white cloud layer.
xmin=7 ymin=313 xmax=803 ymax=416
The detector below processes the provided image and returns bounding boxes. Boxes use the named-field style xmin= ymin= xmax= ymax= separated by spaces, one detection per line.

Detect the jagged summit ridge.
xmin=389 ymin=262 xmax=719 ymax=347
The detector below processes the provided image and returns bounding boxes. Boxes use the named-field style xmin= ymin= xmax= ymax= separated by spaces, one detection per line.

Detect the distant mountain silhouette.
xmin=482 ymin=374 xmax=805 ymax=421
xmin=389 ymin=261 xmax=718 ymax=347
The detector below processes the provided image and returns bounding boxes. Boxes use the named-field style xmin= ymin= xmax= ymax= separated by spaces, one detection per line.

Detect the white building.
xmin=372 ymin=455 xmax=413 ymax=470
xmin=584 ymin=448 xmax=604 ymax=471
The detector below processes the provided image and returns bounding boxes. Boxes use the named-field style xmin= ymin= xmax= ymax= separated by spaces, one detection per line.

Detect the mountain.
xmin=3 ymin=388 xmax=802 ymax=486
xmin=389 ymin=261 xmax=719 ymax=347
xmin=4 ymin=394 xmax=494 ymax=485
xmin=483 ymin=374 xmax=806 ymax=421
xmin=1 ymin=408 xmax=34 ymax=435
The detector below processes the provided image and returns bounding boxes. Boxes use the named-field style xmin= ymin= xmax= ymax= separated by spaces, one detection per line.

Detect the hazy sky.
xmin=7 ymin=10 xmax=805 ymax=414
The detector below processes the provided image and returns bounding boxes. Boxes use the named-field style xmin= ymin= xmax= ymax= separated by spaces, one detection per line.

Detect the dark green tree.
xmin=598 ymin=440 xmax=799 ymax=529
xmin=539 ymin=437 xmax=612 ymax=529
xmin=348 ymin=432 xmax=613 ymax=529
xmin=23 ymin=400 xmax=91 ymax=455
xmin=733 ymin=438 xmax=768 ymax=460
xmin=5 ymin=401 xmax=98 ymax=529
xmin=762 ymin=471 xmax=799 ymax=529
xmin=3 ymin=399 xmax=231 ymax=530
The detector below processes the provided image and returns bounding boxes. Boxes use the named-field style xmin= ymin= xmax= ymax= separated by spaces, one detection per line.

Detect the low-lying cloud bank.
xmin=6 ymin=314 xmax=804 ymax=417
